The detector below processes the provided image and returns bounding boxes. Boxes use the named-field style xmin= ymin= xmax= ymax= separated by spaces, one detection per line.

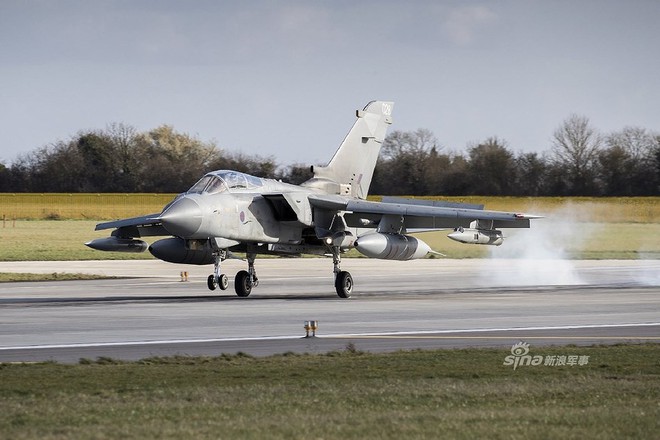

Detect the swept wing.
xmin=94 ymin=214 xmax=167 ymax=237
xmin=308 ymin=194 xmax=540 ymax=230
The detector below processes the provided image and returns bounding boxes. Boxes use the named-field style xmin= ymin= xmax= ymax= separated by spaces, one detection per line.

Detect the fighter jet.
xmin=86 ymin=101 xmax=540 ymax=298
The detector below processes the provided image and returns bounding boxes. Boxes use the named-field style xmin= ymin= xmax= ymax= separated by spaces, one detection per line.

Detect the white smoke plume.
xmin=484 ymin=203 xmax=599 ymax=287
xmin=636 ymin=250 xmax=660 ymax=286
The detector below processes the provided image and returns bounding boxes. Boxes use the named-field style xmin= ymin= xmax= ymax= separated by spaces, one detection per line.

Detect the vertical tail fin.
xmin=306 ymin=101 xmax=394 ymax=199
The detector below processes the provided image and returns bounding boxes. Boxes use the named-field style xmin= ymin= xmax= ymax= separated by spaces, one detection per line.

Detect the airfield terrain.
xmin=0 ymin=196 xmax=659 ymax=361
xmin=0 ymin=194 xmax=660 ymax=362
xmin=1 ymin=195 xmax=659 ymax=260
xmin=0 ymin=196 xmax=658 ymax=438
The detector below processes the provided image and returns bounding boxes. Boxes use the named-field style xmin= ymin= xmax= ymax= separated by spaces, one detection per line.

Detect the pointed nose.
xmin=160 ymin=197 xmax=203 ymax=237
xmin=447 ymin=231 xmax=461 ymax=242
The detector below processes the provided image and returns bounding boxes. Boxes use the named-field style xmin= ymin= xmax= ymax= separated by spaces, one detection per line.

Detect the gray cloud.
xmin=1 ymin=0 xmax=658 ymax=168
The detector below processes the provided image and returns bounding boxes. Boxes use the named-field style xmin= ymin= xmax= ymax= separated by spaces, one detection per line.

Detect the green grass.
xmin=1 ymin=344 xmax=658 ymax=439
xmin=0 ymin=196 xmax=656 ymax=262
xmin=0 ymin=272 xmax=116 ymax=282
xmin=0 ymin=220 xmax=154 ymax=261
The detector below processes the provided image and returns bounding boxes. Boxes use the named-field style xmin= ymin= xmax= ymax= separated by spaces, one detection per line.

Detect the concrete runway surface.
xmin=0 ymin=258 xmax=658 ymax=363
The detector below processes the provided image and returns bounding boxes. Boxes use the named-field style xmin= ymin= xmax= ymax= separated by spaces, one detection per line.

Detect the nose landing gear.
xmin=206 ymin=250 xmax=259 ymax=297
xmin=207 ymin=251 xmax=229 ymax=291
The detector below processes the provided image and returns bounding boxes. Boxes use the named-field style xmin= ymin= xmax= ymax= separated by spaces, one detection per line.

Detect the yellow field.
xmin=0 ymin=193 xmax=176 ymax=220
xmin=0 ymin=194 xmax=658 ymax=223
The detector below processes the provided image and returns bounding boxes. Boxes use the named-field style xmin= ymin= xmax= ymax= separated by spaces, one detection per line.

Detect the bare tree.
xmin=606 ymin=126 xmax=656 ymax=162
xmin=381 ymin=128 xmax=440 ymax=160
xmin=656 ymin=135 xmax=660 ymax=191
xmin=137 ymin=125 xmax=221 ymax=191
xmin=601 ymin=127 xmax=660 ymax=195
xmin=0 ymin=162 xmax=8 ymax=191
xmin=515 ymin=152 xmax=549 ymax=196
xmin=104 ymin=123 xmax=142 ymax=190
xmin=551 ymin=114 xmax=602 ymax=195
xmin=277 ymin=163 xmax=314 ymax=185
xmin=467 ymin=137 xmax=516 ymax=195
xmin=376 ymin=129 xmax=444 ymax=194
xmin=210 ymin=152 xmax=277 ymax=177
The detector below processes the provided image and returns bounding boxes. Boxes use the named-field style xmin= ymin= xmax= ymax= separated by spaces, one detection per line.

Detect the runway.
xmin=1 ymin=258 xmax=658 ymax=363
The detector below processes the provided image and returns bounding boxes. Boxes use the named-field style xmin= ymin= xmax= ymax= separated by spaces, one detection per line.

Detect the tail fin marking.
xmin=309 ymin=101 xmax=394 ymax=199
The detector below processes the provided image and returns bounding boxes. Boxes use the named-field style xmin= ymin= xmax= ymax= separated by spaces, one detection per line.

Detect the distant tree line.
xmin=0 ymin=116 xmax=658 ymax=196
xmin=0 ymin=123 xmax=278 ymax=193
xmin=371 ymin=116 xmax=660 ymax=196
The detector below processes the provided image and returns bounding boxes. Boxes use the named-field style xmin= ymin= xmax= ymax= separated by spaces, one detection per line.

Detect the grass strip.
xmin=1 ymin=220 xmax=659 ymax=261
xmin=1 ymin=344 xmax=658 ymax=439
xmin=0 ymin=273 xmax=117 ymax=282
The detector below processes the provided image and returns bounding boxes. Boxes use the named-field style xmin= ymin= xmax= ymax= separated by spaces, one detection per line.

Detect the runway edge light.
xmin=304 ymin=320 xmax=319 ymax=338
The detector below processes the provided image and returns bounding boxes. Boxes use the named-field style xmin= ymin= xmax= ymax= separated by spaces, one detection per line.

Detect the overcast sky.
xmin=1 ymin=0 xmax=659 ymax=168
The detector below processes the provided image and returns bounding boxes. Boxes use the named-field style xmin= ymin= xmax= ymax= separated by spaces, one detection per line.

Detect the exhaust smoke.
xmin=636 ymin=249 xmax=660 ymax=286
xmin=484 ymin=203 xmax=599 ymax=287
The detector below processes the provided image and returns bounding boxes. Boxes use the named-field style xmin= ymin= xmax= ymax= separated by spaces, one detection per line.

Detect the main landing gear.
xmin=207 ymin=246 xmax=350 ymax=299
xmin=331 ymin=246 xmax=353 ymax=298
xmin=235 ymin=253 xmax=258 ymax=297
xmin=206 ymin=250 xmax=258 ymax=297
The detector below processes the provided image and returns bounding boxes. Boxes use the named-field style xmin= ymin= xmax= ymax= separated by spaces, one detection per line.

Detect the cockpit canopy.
xmin=187 ymin=170 xmax=264 ymax=195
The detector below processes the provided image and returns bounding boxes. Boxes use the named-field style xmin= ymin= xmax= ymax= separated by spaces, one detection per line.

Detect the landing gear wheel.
xmin=218 ymin=273 xmax=229 ymax=290
xmin=209 ymin=251 xmax=228 ymax=292
xmin=208 ymin=274 xmax=229 ymax=291
xmin=207 ymin=274 xmax=217 ymax=291
xmin=335 ymin=271 xmax=353 ymax=298
xmin=235 ymin=270 xmax=252 ymax=297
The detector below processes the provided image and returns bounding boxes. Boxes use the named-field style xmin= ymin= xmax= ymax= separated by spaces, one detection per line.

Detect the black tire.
xmin=235 ymin=270 xmax=252 ymax=297
xmin=207 ymin=274 xmax=217 ymax=291
xmin=335 ymin=271 xmax=353 ymax=298
xmin=219 ymin=274 xmax=229 ymax=290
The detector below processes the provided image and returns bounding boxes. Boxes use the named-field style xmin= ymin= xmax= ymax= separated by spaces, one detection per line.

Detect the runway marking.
xmin=0 ymin=335 xmax=300 ymax=351
xmin=322 ymin=322 xmax=660 ymax=339
xmin=1 ymin=323 xmax=658 ymax=351
xmin=328 ymin=336 xmax=660 ymax=340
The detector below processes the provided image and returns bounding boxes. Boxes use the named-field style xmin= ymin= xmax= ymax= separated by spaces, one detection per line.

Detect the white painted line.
xmin=1 ymin=322 xmax=658 ymax=351
xmin=0 ymin=335 xmax=302 ymax=351
xmin=320 ymin=322 xmax=660 ymax=338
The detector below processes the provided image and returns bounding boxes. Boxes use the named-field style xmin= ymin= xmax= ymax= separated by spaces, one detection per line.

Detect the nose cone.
xmin=447 ymin=231 xmax=463 ymax=243
xmin=160 ymin=197 xmax=203 ymax=237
